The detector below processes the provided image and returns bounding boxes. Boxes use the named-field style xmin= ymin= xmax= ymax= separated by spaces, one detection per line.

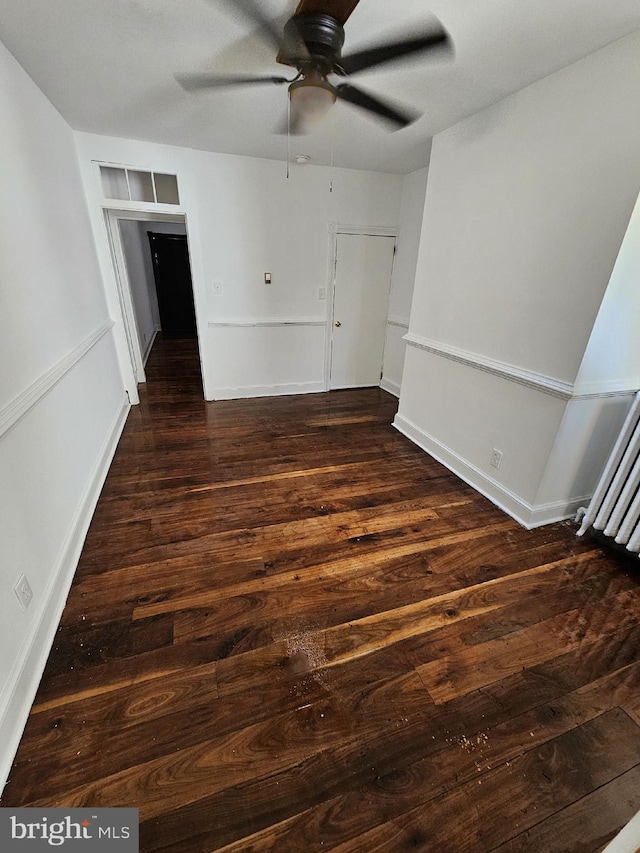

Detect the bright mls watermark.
xmin=0 ymin=809 xmax=138 ymax=850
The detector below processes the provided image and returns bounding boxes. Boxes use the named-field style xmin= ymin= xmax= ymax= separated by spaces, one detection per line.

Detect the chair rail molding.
xmin=404 ymin=333 xmax=574 ymax=400
xmin=328 ymin=222 xmax=399 ymax=237
xmin=0 ymin=320 xmax=115 ymax=441
xmin=387 ymin=316 xmax=410 ymax=329
xmin=207 ymin=318 xmax=326 ymax=328
xmin=571 ymin=380 xmax=638 ymax=400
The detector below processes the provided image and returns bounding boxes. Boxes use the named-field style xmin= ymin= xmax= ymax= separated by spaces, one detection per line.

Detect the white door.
xmin=330 ymin=233 xmax=396 ymax=389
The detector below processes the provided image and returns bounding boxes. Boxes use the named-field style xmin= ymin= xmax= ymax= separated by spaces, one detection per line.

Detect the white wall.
xmin=119 ymin=220 xmax=159 ymax=361
xmin=533 ymin=186 xmax=640 ymax=520
xmin=397 ymin=29 xmax=640 ymax=527
xmin=74 ymin=132 xmax=404 ymax=401
xmin=0 ymin=40 xmax=127 ymax=791
xmin=382 ymin=162 xmax=430 ymax=397
xmin=532 ymin=394 xmax=633 ymax=521
xmin=137 ymin=223 xmax=162 ymax=333
xmin=193 ymin=150 xmax=404 ymax=399
xmin=574 ymin=190 xmax=640 ymax=398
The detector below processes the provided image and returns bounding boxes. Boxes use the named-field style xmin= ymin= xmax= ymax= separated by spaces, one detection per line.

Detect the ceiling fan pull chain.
xmin=330 ymin=105 xmax=335 ymax=193
xmin=287 ymin=95 xmax=291 ymax=179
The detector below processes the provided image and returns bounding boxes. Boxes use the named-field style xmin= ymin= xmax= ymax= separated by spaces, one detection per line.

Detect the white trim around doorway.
xmin=324 ymin=223 xmax=399 ymax=392
xmin=102 ymin=208 xmax=205 ymax=404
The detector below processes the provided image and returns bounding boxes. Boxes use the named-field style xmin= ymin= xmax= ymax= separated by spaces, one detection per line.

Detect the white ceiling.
xmin=2 ymin=0 xmax=640 ymax=174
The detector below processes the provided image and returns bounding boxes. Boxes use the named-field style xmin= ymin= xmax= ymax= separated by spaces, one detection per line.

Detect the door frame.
xmin=324 ymin=223 xmax=398 ymax=391
xmin=104 ymin=208 xmax=202 ymax=402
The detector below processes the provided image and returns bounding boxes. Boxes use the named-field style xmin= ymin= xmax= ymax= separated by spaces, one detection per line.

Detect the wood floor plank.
xmin=20 ymin=671 xmax=435 ymax=821
xmin=138 ymin=516 xmax=506 ymax=623
xmin=491 ymin=762 xmax=640 ymax=853
xmin=320 ymin=710 xmax=640 ymax=853
xmin=170 ymin=552 xmax=583 ymax=655
xmin=472 ymin=624 xmax=640 ymax=724
xmin=155 ymin=536 xmax=609 ymax=651
xmin=164 ymin=531 xmax=527 ymax=641
xmin=60 ymin=555 xmax=266 ymax=627
xmin=45 ymin=614 xmax=175 ymax=677
xmin=398 ymin=561 xmax=636 ymax=678
xmin=623 ymin=702 xmax=640 ymax=727
xmin=208 ymin=550 xmax=610 ymax=696
xmin=418 ymin=588 xmax=640 ymax=703
xmin=147 ymin=659 xmax=640 ymax=853
xmin=31 ymin=637 xmax=221 ymax=712
xmin=78 ymin=496 xmax=445 ymax=568
xmin=94 ymin=457 xmax=457 ymax=519
xmin=3 ymin=336 xmax=640 ymax=853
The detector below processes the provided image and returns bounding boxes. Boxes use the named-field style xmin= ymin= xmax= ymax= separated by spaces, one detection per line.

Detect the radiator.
xmin=577 ymin=391 xmax=640 ymax=555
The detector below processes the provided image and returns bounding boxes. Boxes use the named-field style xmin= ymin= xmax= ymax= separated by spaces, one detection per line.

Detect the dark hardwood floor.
xmin=3 ymin=335 xmax=640 ymax=852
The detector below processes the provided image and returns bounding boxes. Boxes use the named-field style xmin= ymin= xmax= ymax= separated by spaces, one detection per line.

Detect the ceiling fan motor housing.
xmin=176 ymin=2 xmax=452 ymax=131
xmin=286 ymin=13 xmax=345 ymax=69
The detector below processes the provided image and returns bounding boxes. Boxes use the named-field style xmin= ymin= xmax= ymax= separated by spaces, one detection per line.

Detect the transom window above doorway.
xmin=99 ymin=165 xmax=180 ymax=205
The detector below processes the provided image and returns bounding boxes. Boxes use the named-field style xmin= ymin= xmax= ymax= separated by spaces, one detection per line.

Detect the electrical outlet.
xmin=318 ymin=288 xmax=326 ymax=300
xmin=490 ymin=449 xmax=503 ymax=470
xmin=14 ymin=574 xmax=33 ymax=611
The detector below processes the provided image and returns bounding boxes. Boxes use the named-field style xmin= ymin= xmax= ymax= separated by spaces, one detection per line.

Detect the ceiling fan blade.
xmin=213 ymin=0 xmax=309 ymax=61
xmin=340 ymin=26 xmax=451 ymax=76
xmin=176 ymin=73 xmax=289 ymax=92
xmin=293 ymin=0 xmax=361 ymax=25
xmin=335 ymin=83 xmax=417 ymax=129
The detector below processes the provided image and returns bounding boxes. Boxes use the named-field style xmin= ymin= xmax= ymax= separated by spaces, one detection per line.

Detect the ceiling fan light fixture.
xmin=177 ymin=3 xmax=453 ymax=134
xmin=289 ymin=75 xmax=336 ymax=122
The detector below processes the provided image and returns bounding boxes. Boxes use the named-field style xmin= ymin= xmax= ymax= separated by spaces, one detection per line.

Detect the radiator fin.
xmin=577 ymin=391 xmax=640 ymax=556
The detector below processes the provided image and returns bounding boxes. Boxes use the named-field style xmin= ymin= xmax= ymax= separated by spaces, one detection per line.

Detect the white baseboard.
xmin=526 ymin=495 xmax=592 ymax=528
xmin=393 ymin=413 xmax=533 ymax=527
xmin=380 ymin=377 xmax=401 ymax=398
xmin=393 ymin=413 xmax=589 ymax=530
xmin=0 ymin=398 xmax=130 ymax=794
xmin=209 ymin=381 xmax=326 ymax=401
xmin=142 ymin=327 xmax=160 ymax=367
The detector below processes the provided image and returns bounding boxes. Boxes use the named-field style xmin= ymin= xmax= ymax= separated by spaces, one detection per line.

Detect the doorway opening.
xmin=104 ymin=209 xmax=204 ymax=401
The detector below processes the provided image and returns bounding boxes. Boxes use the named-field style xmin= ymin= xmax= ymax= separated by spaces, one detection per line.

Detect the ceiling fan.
xmin=176 ymin=0 xmax=452 ymax=132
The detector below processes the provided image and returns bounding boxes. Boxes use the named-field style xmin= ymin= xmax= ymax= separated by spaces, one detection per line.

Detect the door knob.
xmin=335 ymin=320 xmax=342 ymax=327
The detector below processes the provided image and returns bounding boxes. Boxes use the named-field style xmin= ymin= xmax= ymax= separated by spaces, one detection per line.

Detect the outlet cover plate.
xmin=14 ymin=574 xmax=33 ymax=610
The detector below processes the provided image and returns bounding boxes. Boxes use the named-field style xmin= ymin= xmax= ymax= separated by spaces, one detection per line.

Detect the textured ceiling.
xmin=2 ymin=0 xmax=640 ymax=173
